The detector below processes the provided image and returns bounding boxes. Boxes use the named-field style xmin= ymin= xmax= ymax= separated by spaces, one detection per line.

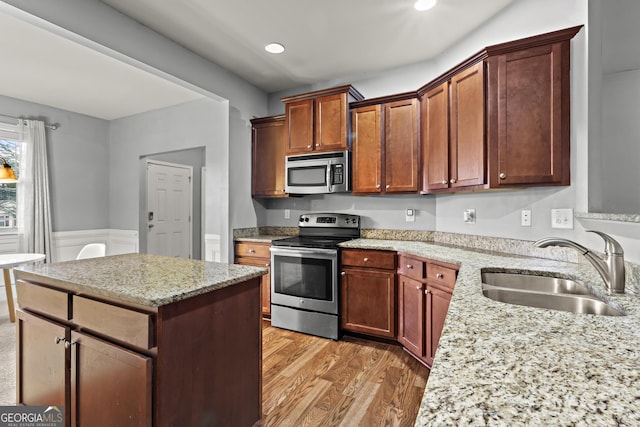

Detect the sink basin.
xmin=481 ymin=272 xmax=625 ymax=316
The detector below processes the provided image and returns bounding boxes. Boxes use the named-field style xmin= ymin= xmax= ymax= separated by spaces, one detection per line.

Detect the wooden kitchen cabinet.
xmin=235 ymin=241 xmax=272 ymax=317
xmin=282 ymin=85 xmax=364 ymax=155
xmin=397 ymin=253 xmax=458 ymax=367
xmin=15 ymin=263 xmax=262 ymax=427
xmin=421 ymin=63 xmax=485 ymax=192
xmin=251 ymin=115 xmax=287 ymax=197
xmin=419 ymin=26 xmax=580 ymax=193
xmin=340 ymin=249 xmax=396 ymax=338
xmin=351 ymin=93 xmax=420 ymax=194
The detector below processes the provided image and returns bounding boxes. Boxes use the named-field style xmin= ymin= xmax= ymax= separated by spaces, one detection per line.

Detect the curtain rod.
xmin=0 ymin=114 xmax=58 ymax=130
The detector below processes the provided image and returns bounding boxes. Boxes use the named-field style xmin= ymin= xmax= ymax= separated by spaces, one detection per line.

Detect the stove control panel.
xmin=298 ymin=213 xmax=360 ymax=229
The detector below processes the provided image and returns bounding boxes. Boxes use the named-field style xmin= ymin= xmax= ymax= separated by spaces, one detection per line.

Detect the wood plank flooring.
xmin=262 ymin=321 xmax=429 ymax=426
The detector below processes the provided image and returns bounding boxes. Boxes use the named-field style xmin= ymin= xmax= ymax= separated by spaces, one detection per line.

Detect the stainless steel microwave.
xmin=285 ymin=150 xmax=350 ymax=194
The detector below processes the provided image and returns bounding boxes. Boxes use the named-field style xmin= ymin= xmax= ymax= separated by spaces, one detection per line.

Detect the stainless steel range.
xmin=270 ymin=213 xmax=360 ymax=339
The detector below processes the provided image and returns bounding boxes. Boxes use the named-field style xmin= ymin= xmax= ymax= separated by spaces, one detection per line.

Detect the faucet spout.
xmin=534 ymin=231 xmax=625 ymax=294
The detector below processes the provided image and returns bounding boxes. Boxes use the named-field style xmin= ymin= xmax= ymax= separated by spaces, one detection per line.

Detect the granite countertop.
xmin=339 ymin=239 xmax=640 ymax=426
xmin=15 ymin=253 xmax=267 ymax=307
xmin=234 ymin=235 xmax=291 ymax=243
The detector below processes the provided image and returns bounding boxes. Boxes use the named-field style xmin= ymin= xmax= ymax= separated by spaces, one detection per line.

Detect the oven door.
xmin=270 ymin=246 xmax=339 ymax=315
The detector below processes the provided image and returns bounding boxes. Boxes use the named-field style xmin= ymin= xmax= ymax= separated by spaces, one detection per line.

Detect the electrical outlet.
xmin=464 ymin=208 xmax=476 ymax=224
xmin=521 ymin=210 xmax=532 ymax=227
xmin=284 ymin=209 xmax=290 ymax=219
xmin=551 ymin=208 xmax=573 ymax=229
xmin=405 ymin=208 xmax=415 ymax=222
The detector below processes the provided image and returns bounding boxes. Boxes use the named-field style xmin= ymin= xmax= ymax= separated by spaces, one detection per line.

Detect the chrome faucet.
xmin=534 ymin=230 xmax=625 ymax=294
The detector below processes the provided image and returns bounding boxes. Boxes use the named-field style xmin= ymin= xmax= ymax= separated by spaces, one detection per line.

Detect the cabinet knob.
xmin=406 ymin=264 xmax=413 ymax=269
xmin=376 ymin=184 xmax=381 ymax=189
xmin=315 ymin=143 xmax=320 ymax=147
xmin=416 ymin=285 xmax=422 ymax=290
xmin=425 ymin=289 xmax=430 ymax=295
xmin=55 ymin=336 xmax=65 ymax=345
xmin=499 ymin=173 xmax=507 ymax=180
xmin=307 ymin=145 xmax=312 ymax=149
xmin=450 ymin=179 xmax=457 ymax=184
xmin=248 ymin=249 xmax=256 ymax=253
xmin=64 ymin=340 xmax=77 ymax=349
xmin=436 ymin=273 xmax=444 ymax=279
xmin=441 ymin=180 xmax=448 ymax=185
xmin=341 ymin=271 xmax=346 ymax=276
xmin=386 ymin=184 xmax=390 ymax=189
xmin=265 ymin=263 xmax=270 ymax=267
xmin=363 ymin=257 xmax=369 ymax=262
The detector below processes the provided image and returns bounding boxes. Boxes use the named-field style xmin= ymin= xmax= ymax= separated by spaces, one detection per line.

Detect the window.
xmin=0 ymin=138 xmax=20 ymax=230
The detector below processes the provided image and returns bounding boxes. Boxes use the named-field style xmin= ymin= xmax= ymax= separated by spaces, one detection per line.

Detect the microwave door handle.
xmin=326 ymin=165 xmax=333 ymax=193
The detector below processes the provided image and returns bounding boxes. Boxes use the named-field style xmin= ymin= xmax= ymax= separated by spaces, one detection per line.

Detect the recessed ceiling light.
xmin=414 ymin=0 xmax=437 ymax=11
xmin=265 ymin=43 xmax=285 ymax=54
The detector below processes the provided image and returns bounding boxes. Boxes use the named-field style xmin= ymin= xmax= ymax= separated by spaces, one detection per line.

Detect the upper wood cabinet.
xmin=418 ymin=25 xmax=581 ymax=193
xmin=250 ymin=115 xmax=287 ymax=198
xmin=282 ymin=85 xmax=364 ymax=155
xmin=351 ymin=94 xmax=420 ymax=194
xmin=421 ymin=63 xmax=485 ymax=192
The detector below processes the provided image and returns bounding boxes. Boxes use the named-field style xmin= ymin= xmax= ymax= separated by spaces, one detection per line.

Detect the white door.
xmin=146 ymin=161 xmax=192 ymax=258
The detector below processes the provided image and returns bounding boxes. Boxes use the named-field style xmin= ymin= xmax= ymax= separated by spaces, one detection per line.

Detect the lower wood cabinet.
xmin=340 ymin=249 xmax=397 ymax=338
xmin=397 ymin=253 xmax=457 ymax=367
xmin=235 ymin=241 xmax=272 ymax=317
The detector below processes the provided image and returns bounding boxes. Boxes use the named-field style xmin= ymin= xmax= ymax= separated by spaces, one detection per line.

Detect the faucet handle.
xmin=587 ymin=230 xmax=624 ymax=255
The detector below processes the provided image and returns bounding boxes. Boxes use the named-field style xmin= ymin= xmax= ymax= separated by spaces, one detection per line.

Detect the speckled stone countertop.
xmin=339 ymin=239 xmax=640 ymax=426
xmin=234 ymin=235 xmax=291 ymax=243
xmin=15 ymin=253 xmax=267 ymax=307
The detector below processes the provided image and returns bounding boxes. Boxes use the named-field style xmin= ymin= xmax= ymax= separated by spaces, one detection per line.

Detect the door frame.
xmin=144 ymin=159 xmax=193 ymax=258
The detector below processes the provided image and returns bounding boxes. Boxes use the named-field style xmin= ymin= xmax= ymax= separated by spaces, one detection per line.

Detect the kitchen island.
xmin=339 ymin=239 xmax=640 ymax=426
xmin=14 ymin=253 xmax=266 ymax=427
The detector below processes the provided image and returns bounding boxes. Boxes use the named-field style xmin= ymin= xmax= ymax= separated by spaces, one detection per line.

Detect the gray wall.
xmin=0 ymin=94 xmax=109 ymax=232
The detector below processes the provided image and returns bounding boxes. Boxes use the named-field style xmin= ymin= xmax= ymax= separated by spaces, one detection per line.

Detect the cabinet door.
xmin=385 ymin=98 xmax=419 ymax=192
xmin=252 ymin=118 xmax=286 ymax=197
xmin=315 ymin=93 xmax=348 ymax=152
xmin=70 ymin=331 xmax=152 ymax=427
xmin=425 ymin=286 xmax=452 ymax=366
xmin=397 ymin=275 xmax=424 ymax=358
xmin=236 ymin=256 xmax=272 ymax=316
xmin=16 ymin=310 xmax=68 ymax=409
xmin=421 ymin=82 xmax=450 ymax=192
xmin=450 ymin=62 xmax=485 ymax=188
xmin=285 ymin=98 xmax=314 ymax=154
xmin=487 ymin=42 xmax=569 ymax=186
xmin=340 ymin=267 xmax=396 ymax=338
xmin=351 ymin=105 xmax=382 ymax=193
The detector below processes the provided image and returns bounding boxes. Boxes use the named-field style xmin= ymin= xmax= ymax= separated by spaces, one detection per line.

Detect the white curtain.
xmin=17 ymin=119 xmax=53 ymax=262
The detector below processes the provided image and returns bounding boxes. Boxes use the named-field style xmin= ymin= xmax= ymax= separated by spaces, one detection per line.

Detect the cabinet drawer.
xmin=427 ymin=263 xmax=457 ymax=292
xmin=72 ymin=296 xmax=155 ymax=349
xmin=397 ymin=255 xmax=425 ymax=281
xmin=16 ymin=280 xmax=70 ymax=321
xmin=341 ymin=249 xmax=396 ymax=270
xmin=235 ymin=242 xmax=271 ymax=258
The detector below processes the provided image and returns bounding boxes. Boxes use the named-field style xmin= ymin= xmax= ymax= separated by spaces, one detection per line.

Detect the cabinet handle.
xmin=441 ymin=180 xmax=448 ymax=185
xmin=248 ymin=249 xmax=256 ymax=253
xmin=499 ymin=173 xmax=507 ymax=179
xmin=363 ymin=257 xmax=369 ymax=262
xmin=341 ymin=271 xmax=346 ymax=276
xmin=265 ymin=263 xmax=270 ymax=267
xmin=55 ymin=336 xmax=65 ymax=345
xmin=450 ymin=179 xmax=457 ymax=184
xmin=406 ymin=264 xmax=413 ymax=269
xmin=436 ymin=273 xmax=444 ymax=279
xmin=376 ymin=184 xmax=381 ymax=189
xmin=64 ymin=340 xmax=77 ymax=349
xmin=416 ymin=285 xmax=422 ymax=290
xmin=425 ymin=289 xmax=430 ymax=295
xmin=315 ymin=143 xmax=320 ymax=147
xmin=307 ymin=145 xmax=312 ymax=149
xmin=386 ymin=184 xmax=390 ymax=189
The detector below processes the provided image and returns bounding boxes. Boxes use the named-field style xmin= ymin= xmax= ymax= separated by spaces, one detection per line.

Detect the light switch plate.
xmin=551 ymin=208 xmax=573 ymax=229
xmin=464 ymin=208 xmax=476 ymax=224
xmin=521 ymin=210 xmax=532 ymax=227
xmin=405 ymin=208 xmax=415 ymax=222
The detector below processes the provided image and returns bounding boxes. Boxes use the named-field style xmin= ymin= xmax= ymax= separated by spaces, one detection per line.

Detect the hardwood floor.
xmin=262 ymin=321 xmax=429 ymax=426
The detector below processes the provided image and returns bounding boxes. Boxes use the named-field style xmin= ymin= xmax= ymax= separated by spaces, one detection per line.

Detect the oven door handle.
xmin=270 ymin=246 xmax=338 ymax=256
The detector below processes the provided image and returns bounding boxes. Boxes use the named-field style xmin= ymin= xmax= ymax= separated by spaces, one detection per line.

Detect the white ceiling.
xmin=1 ymin=0 xmax=518 ymax=120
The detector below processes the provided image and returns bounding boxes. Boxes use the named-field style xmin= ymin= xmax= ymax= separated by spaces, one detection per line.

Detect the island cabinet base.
xmin=16 ymin=275 xmax=262 ymax=427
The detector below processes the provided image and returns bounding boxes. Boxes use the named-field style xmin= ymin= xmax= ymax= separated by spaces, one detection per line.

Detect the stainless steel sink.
xmin=481 ymin=272 xmax=625 ymax=316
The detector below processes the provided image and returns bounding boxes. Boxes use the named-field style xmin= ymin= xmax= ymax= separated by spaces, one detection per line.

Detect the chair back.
xmin=76 ymin=243 xmax=106 ymax=260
